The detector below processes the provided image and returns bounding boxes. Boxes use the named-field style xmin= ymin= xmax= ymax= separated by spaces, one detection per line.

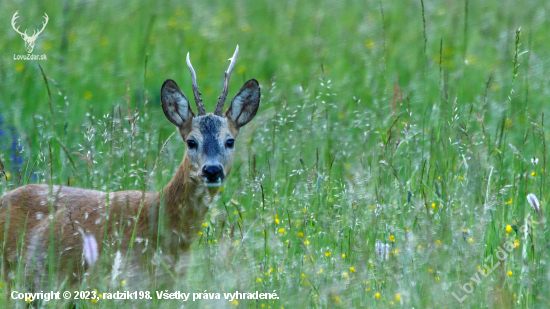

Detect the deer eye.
xmin=225 ymin=139 xmax=235 ymax=149
xmin=187 ymin=139 xmax=197 ymax=149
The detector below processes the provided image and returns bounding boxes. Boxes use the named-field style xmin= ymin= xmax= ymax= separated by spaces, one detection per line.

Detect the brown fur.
xmin=1 ymin=64 xmax=260 ymax=288
xmin=0 ymin=133 xmax=230 ymax=287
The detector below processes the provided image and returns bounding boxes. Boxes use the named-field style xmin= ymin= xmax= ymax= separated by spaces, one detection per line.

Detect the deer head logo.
xmin=11 ymin=11 xmax=49 ymax=54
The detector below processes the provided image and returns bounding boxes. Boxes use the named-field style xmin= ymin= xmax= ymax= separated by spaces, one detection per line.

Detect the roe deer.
xmin=0 ymin=45 xmax=260 ymax=288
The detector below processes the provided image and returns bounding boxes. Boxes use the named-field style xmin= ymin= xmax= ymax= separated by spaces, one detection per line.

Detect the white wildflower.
xmin=111 ymin=251 xmax=122 ymax=285
xmin=375 ymin=240 xmax=391 ymax=260
xmin=527 ymin=193 xmax=540 ymax=215
xmin=79 ymin=228 xmax=98 ymax=267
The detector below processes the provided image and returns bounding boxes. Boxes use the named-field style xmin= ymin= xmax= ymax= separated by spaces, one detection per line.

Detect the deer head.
xmin=11 ymin=11 xmax=49 ymax=54
xmin=161 ymin=46 xmax=261 ymax=189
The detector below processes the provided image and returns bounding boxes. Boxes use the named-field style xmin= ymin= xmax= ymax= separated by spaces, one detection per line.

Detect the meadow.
xmin=1 ymin=0 xmax=550 ymax=307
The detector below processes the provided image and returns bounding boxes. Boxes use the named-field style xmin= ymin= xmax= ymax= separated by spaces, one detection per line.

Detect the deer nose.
xmin=202 ymin=164 xmax=224 ymax=183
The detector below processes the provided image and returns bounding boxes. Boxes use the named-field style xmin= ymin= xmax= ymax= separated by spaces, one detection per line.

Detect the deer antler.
xmin=214 ymin=45 xmax=239 ymax=116
xmin=11 ymin=11 xmax=27 ymax=37
xmin=31 ymin=13 xmax=49 ymax=39
xmin=186 ymin=52 xmax=206 ymax=116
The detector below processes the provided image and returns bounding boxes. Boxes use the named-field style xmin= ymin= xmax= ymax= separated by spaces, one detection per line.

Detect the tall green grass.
xmin=1 ymin=0 xmax=550 ymax=307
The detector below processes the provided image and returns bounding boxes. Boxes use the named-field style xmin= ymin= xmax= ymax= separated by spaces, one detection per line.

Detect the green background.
xmin=1 ymin=0 xmax=549 ymax=307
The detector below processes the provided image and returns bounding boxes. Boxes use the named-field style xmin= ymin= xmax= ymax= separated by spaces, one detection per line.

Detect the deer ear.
xmin=161 ymin=79 xmax=195 ymax=127
xmin=225 ymin=79 xmax=261 ymax=128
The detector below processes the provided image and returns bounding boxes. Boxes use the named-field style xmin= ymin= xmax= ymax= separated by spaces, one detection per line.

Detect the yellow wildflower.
xmin=15 ymin=62 xmax=24 ymax=71
xmin=365 ymin=39 xmax=374 ymax=49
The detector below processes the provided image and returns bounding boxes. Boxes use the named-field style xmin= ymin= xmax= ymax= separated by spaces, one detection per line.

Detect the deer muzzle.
xmin=201 ymin=164 xmax=225 ymax=186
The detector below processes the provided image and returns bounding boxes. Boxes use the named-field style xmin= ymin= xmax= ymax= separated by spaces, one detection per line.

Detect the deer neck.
xmin=160 ymin=153 xmax=217 ymax=247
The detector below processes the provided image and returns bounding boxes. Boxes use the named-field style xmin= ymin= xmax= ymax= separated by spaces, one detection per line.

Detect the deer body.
xmin=0 ymin=151 xmax=210 ymax=284
xmin=0 ymin=46 xmax=260 ymax=287
xmin=1 ymin=185 xmax=160 ymax=282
